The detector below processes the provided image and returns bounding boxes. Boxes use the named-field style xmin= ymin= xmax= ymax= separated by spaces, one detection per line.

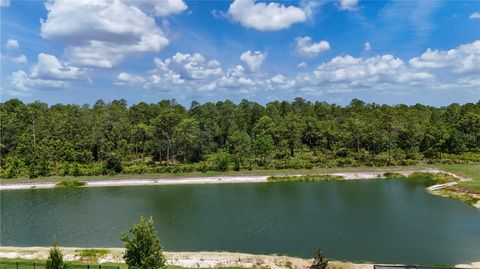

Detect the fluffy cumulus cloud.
xmin=145 ymin=52 xmax=223 ymax=91
xmin=115 ymin=72 xmax=145 ymax=85
xmin=240 ymin=50 xmax=267 ymax=71
xmin=228 ymin=0 xmax=306 ymax=31
xmin=126 ymin=0 xmax=187 ymax=16
xmin=295 ymin=36 xmax=330 ymax=57
xmin=338 ymin=0 xmax=358 ymax=11
xmin=5 ymin=39 xmax=19 ymax=49
xmin=308 ymin=54 xmax=432 ymax=87
xmin=31 ymin=53 xmax=85 ymax=80
xmin=409 ymin=40 xmax=480 ymax=74
xmin=40 ymin=0 xmax=187 ymax=68
xmin=7 ymin=53 xmax=86 ymax=95
xmin=470 ymin=12 xmax=480 ymax=20
xmin=116 ymin=40 xmax=480 ymax=99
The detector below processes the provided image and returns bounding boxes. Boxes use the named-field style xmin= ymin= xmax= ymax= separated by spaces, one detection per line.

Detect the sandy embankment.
xmin=0 ymin=168 xmax=464 ymax=191
xmin=1 ymin=247 xmax=479 ymax=269
xmin=0 ymin=246 xmax=373 ymax=269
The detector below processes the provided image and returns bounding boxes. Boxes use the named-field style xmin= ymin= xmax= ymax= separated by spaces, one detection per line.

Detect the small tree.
xmin=46 ymin=243 xmax=66 ymax=269
xmin=310 ymin=248 xmax=328 ymax=269
xmin=121 ymin=216 xmax=166 ymax=269
xmin=105 ymin=155 xmax=123 ymax=174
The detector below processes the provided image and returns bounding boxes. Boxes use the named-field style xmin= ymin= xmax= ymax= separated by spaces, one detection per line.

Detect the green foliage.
xmin=46 ymin=244 xmax=66 ymax=269
xmin=105 ymin=155 xmax=123 ymax=174
xmin=213 ymin=150 xmax=230 ymax=172
xmin=406 ymin=172 xmax=457 ymax=185
xmin=1 ymin=98 xmax=480 ymax=179
xmin=56 ymin=181 xmax=86 ymax=188
xmin=121 ymin=216 xmax=166 ymax=269
xmin=382 ymin=172 xmax=406 ymax=178
xmin=267 ymin=174 xmax=343 ymax=182
xmin=75 ymin=249 xmax=109 ymax=262
xmin=310 ymin=249 xmax=328 ymax=269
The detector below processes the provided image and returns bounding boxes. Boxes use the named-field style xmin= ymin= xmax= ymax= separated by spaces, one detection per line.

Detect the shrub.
xmin=56 ymin=181 xmax=86 ymax=188
xmin=38 ymin=159 xmax=51 ymax=177
xmin=382 ymin=172 xmax=406 ymax=178
xmin=46 ymin=244 xmax=66 ymax=269
xmin=28 ymin=163 xmax=38 ymax=179
xmin=71 ymin=163 xmax=81 ymax=177
xmin=105 ymin=155 xmax=123 ymax=174
xmin=214 ymin=150 xmax=230 ymax=172
xmin=310 ymin=248 xmax=328 ymax=269
xmin=121 ymin=216 xmax=166 ymax=269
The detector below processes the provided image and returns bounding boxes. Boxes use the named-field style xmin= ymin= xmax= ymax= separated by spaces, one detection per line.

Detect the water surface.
xmin=1 ymin=179 xmax=479 ymax=264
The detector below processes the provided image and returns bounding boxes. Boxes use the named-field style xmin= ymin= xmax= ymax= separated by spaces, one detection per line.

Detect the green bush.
xmin=382 ymin=172 xmax=406 ymax=178
xmin=56 ymin=181 xmax=86 ymax=188
xmin=71 ymin=163 xmax=81 ymax=177
xmin=121 ymin=216 xmax=166 ymax=269
xmin=46 ymin=244 xmax=66 ymax=269
xmin=214 ymin=150 xmax=230 ymax=172
xmin=105 ymin=155 xmax=123 ymax=174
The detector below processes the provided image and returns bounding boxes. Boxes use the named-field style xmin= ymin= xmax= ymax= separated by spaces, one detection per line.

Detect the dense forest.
xmin=1 ymin=98 xmax=479 ymax=179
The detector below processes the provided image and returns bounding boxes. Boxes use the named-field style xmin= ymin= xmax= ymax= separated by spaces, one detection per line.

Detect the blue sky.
xmin=1 ymin=0 xmax=479 ymax=106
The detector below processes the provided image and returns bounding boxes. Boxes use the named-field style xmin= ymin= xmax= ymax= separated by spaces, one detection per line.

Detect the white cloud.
xmin=295 ymin=36 xmax=330 ymax=57
xmin=126 ymin=0 xmax=187 ymax=16
xmin=228 ymin=0 xmax=306 ymax=31
xmin=309 ymin=54 xmax=432 ymax=86
xmin=115 ymin=72 xmax=145 ymax=85
xmin=409 ymin=40 xmax=480 ymax=74
xmin=339 ymin=0 xmax=358 ymax=11
xmin=11 ymin=54 xmax=27 ymax=64
xmin=470 ymin=12 xmax=480 ymax=20
xmin=9 ymin=70 xmax=69 ymax=95
xmin=7 ymin=53 xmax=86 ymax=95
xmin=364 ymin=42 xmax=371 ymax=52
xmin=240 ymin=50 xmax=267 ymax=71
xmin=297 ymin=62 xmax=307 ymax=68
xmin=40 ymin=0 xmax=171 ymax=68
xmin=169 ymin=52 xmax=223 ymax=79
xmin=31 ymin=53 xmax=85 ymax=80
xmin=145 ymin=52 xmax=223 ymax=91
xmin=0 ymin=0 xmax=9 ymax=7
xmin=5 ymin=39 xmax=19 ymax=49
xmin=140 ymin=41 xmax=478 ymax=99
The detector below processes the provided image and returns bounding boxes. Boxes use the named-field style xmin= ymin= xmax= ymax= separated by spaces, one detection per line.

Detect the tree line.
xmin=1 ymin=98 xmax=479 ymax=178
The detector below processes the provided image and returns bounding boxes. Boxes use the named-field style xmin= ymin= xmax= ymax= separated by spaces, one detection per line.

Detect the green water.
xmin=1 ymin=179 xmax=479 ymax=264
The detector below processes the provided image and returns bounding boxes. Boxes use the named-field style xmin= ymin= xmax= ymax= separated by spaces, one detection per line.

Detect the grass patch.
xmin=75 ymin=249 xmax=110 ymax=262
xmin=55 ymin=181 xmax=86 ymax=188
xmin=267 ymin=174 xmax=344 ymax=182
xmin=406 ymin=172 xmax=457 ymax=185
xmin=433 ymin=187 xmax=480 ymax=205
xmin=434 ymin=163 xmax=480 ymax=193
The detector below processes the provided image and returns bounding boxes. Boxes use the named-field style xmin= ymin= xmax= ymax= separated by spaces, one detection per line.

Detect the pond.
xmin=1 ymin=179 xmax=479 ymax=265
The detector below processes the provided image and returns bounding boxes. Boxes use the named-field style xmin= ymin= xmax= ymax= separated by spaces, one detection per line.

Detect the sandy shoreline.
xmin=0 ymin=168 xmax=462 ymax=191
xmin=1 ymin=247 xmax=479 ymax=269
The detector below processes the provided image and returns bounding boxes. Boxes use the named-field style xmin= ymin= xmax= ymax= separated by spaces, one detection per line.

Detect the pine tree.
xmin=46 ymin=244 xmax=66 ymax=269
xmin=310 ymin=248 xmax=328 ymax=269
xmin=121 ymin=216 xmax=166 ymax=269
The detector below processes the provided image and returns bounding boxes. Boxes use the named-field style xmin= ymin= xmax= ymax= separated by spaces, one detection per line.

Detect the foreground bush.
xmin=46 ymin=244 xmax=66 ymax=269
xmin=121 ymin=216 xmax=166 ymax=269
